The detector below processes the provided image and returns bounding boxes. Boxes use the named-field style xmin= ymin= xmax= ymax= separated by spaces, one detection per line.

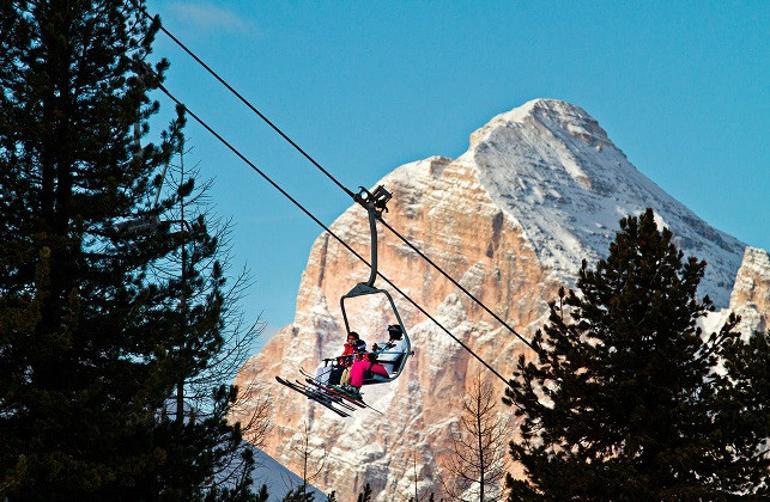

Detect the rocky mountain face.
xmin=703 ymin=247 xmax=770 ymax=336
xmin=233 ymin=99 xmax=763 ymax=501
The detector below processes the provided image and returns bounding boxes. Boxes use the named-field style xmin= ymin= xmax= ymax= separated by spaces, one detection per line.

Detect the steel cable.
xmin=155 ymin=81 xmax=514 ymax=386
xmin=132 ymin=3 xmax=534 ymax=351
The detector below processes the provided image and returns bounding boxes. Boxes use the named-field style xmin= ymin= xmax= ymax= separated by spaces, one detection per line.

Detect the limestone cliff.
xmin=729 ymin=247 xmax=770 ymax=333
xmin=233 ymin=99 xmax=754 ymax=501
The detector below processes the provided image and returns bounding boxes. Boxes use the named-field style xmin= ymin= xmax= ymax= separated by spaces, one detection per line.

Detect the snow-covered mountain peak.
xmin=470 ymin=98 xmax=615 ymax=155
xmin=453 ymin=99 xmax=744 ymax=306
xmin=238 ymin=99 xmax=757 ymax=501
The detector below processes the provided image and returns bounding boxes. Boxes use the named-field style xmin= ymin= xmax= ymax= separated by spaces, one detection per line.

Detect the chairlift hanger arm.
xmin=349 ymin=185 xmax=392 ymax=288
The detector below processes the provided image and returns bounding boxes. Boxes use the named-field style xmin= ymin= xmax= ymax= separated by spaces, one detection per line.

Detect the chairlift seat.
xmin=334 ymin=186 xmax=413 ymax=387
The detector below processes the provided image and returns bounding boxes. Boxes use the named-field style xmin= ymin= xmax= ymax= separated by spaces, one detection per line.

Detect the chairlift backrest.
xmin=339 ymin=275 xmax=412 ymax=386
xmin=365 ymin=334 xmax=412 ymax=385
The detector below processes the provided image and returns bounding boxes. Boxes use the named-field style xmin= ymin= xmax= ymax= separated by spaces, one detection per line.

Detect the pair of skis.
xmin=275 ymin=376 xmax=353 ymax=417
xmin=275 ymin=369 xmax=383 ymax=418
xmin=299 ymin=369 xmax=384 ymax=415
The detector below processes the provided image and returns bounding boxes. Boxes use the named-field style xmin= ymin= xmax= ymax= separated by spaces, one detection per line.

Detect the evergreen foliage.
xmin=254 ymin=484 xmax=269 ymax=502
xmin=0 ymin=1 xmax=255 ymax=498
xmin=504 ymin=209 xmax=770 ymax=499
xmin=282 ymin=486 xmax=315 ymax=502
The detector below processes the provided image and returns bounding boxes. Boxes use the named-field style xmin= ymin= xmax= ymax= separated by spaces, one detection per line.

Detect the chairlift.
xmin=276 ymin=185 xmax=413 ymax=416
xmin=339 ymin=185 xmax=412 ymax=385
xmin=114 ymin=131 xmax=189 ymax=240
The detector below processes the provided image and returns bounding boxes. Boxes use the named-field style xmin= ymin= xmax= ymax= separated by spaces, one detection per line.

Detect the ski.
xmin=299 ymin=369 xmax=384 ymax=416
xmin=275 ymin=376 xmax=350 ymax=418
xmin=284 ymin=376 xmax=358 ymax=413
xmin=303 ymin=377 xmax=366 ymax=408
xmin=276 ymin=376 xmax=351 ymax=417
xmin=292 ymin=379 xmax=357 ymax=411
xmin=299 ymin=368 xmax=368 ymax=408
xmin=327 ymin=383 xmax=384 ymax=416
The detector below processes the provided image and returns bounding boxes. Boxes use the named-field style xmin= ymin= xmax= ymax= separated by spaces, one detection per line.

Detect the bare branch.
xmin=438 ymin=372 xmax=512 ymax=501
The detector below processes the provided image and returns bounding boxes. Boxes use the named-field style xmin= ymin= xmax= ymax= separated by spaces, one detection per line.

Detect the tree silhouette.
xmin=505 ymin=209 xmax=770 ymax=499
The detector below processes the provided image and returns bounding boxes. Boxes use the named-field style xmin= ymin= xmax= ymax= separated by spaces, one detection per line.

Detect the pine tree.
xmin=504 ymin=209 xmax=770 ymax=499
xmin=254 ymin=484 xmax=269 ymax=502
xmin=709 ymin=328 xmax=770 ymax=495
xmin=0 ymin=1 xmax=255 ymax=498
xmin=154 ymin=143 xmax=269 ymax=497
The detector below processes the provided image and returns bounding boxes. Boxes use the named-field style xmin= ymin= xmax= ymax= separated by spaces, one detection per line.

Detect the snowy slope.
xmin=250 ymin=446 xmax=326 ymax=501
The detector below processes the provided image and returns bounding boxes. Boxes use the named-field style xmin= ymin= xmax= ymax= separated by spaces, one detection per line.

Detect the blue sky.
xmin=146 ymin=0 xmax=769 ymax=342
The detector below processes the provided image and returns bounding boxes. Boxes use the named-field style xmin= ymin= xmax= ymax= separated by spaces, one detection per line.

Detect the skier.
xmin=315 ymin=332 xmax=365 ymax=385
xmin=347 ymin=352 xmax=389 ymax=398
xmin=339 ymin=332 xmax=366 ymax=367
xmin=374 ymin=325 xmax=408 ymax=375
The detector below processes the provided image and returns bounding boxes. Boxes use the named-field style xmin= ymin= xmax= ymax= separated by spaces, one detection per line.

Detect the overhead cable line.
xmin=153 ymin=80 xmax=513 ymax=386
xmin=130 ymin=0 xmax=354 ymax=200
xmin=376 ymin=219 xmax=532 ymax=349
xmin=133 ymin=4 xmax=534 ymax=351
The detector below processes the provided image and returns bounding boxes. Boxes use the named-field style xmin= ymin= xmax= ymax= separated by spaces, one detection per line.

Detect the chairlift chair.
xmin=339 ymin=185 xmax=413 ymax=385
xmin=113 ymin=137 xmax=190 ymax=240
xmin=275 ymin=185 xmax=412 ymax=416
